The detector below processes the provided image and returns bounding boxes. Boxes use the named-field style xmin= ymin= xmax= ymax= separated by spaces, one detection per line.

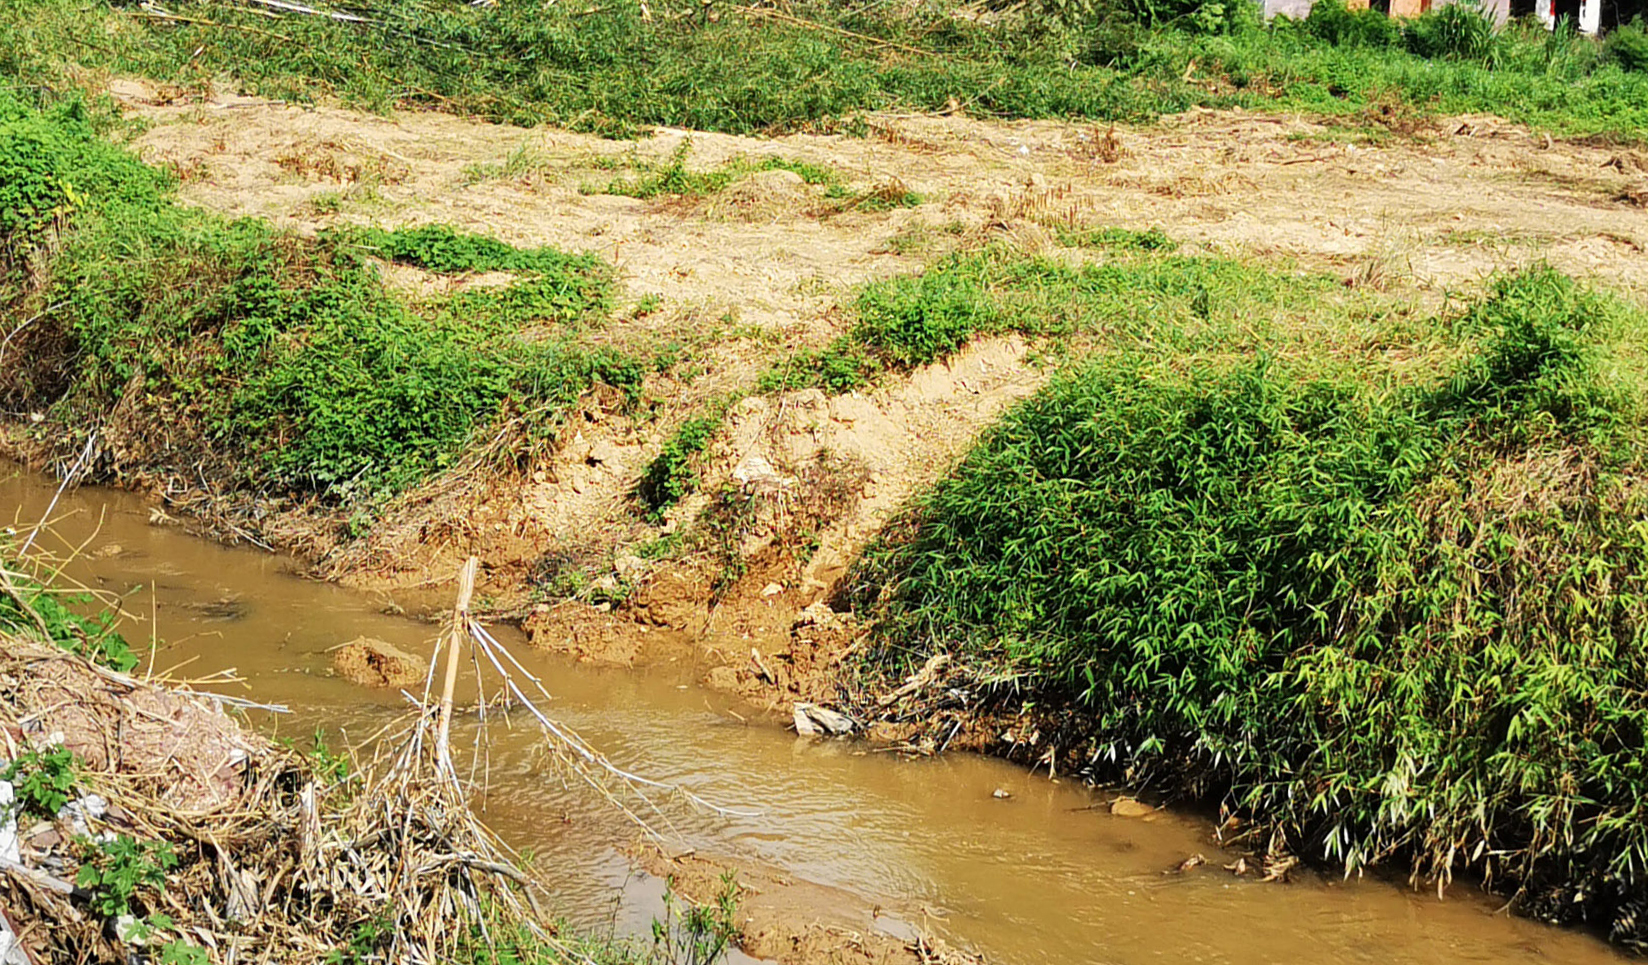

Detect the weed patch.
xmin=637 ymin=414 xmax=725 ymax=521
xmin=0 ymin=551 xmax=136 ymax=670
xmin=590 ymin=141 xmax=843 ymax=200
xmin=760 ymin=239 xmax=1367 ymax=393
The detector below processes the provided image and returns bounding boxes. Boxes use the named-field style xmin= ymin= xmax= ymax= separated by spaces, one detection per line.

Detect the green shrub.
xmin=1055 ymin=225 xmax=1178 ymax=251
xmin=859 ymin=266 xmax=1648 ymax=939
xmin=853 ymin=269 xmax=996 ymax=368
xmin=1302 ymin=0 xmax=1402 ymax=48
xmin=1403 ymin=1 xmax=1502 ymax=62
xmin=0 ymin=555 xmax=136 ymax=670
xmin=2 ymin=98 xmax=635 ymax=503
xmin=76 ymin=835 xmax=176 ymax=918
xmin=1605 ymin=17 xmax=1648 ymax=72
xmin=0 ymin=95 xmax=165 ymax=251
xmin=637 ymin=415 xmax=724 ymax=520
xmin=3 ymin=745 xmax=79 ymax=817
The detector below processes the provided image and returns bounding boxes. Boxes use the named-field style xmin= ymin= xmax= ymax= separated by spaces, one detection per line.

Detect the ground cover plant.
xmin=851 ymin=266 xmax=1648 ymax=946
xmin=0 ymin=91 xmax=638 ymax=507
xmin=6 ymin=0 xmax=1648 ymax=142
xmin=587 ymin=141 xmax=843 ymax=200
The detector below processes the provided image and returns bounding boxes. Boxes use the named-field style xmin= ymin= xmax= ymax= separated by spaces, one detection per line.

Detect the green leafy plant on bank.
xmin=636 ymin=414 xmax=725 ymax=520
xmin=0 ymin=92 xmax=640 ymax=503
xmin=590 ymin=140 xmax=843 ymax=200
xmin=0 ymin=553 xmax=137 ymax=671
xmin=854 ymin=266 xmax=1648 ymax=944
xmin=77 ymin=834 xmax=177 ymax=918
xmin=761 ymin=236 xmax=1330 ymax=394
xmin=3 ymin=745 xmax=78 ymax=817
xmin=651 ymin=873 xmax=739 ymax=965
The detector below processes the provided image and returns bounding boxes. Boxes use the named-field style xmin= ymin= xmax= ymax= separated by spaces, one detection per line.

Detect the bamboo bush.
xmin=854 ymin=267 xmax=1648 ymax=944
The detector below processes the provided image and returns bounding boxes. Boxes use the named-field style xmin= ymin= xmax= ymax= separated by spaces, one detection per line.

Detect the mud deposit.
xmin=2 ymin=462 xmax=1628 ymax=965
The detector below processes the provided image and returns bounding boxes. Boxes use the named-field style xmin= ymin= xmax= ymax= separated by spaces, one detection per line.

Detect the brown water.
xmin=1 ymin=462 xmax=1626 ymax=965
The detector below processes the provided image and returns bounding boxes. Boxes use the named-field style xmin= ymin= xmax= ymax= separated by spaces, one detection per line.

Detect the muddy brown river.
xmin=1 ymin=462 xmax=1626 ymax=965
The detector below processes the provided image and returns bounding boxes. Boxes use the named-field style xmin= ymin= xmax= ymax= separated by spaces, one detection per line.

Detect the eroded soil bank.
xmin=81 ymin=81 xmax=1648 ymax=705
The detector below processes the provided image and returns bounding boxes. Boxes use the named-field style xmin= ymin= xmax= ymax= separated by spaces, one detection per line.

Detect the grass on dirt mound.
xmin=9 ymin=0 xmax=1648 ymax=141
xmin=0 ymin=92 xmax=638 ymax=505
xmin=850 ymin=266 xmax=1648 ymax=946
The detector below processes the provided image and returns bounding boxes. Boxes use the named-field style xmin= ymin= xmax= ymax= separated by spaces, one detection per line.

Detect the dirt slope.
xmin=110 ymin=81 xmax=1648 ymax=700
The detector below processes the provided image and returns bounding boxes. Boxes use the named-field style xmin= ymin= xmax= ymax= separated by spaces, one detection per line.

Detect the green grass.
xmin=0 ymin=92 xmax=638 ymax=503
xmin=636 ymin=413 xmax=724 ymax=521
xmin=759 ymin=238 xmax=1392 ymax=394
xmin=852 ymin=266 xmax=1648 ymax=946
xmin=0 ymin=548 xmax=137 ymax=671
xmin=7 ymin=0 xmax=1648 ymax=142
xmin=588 ymin=141 xmax=843 ymax=200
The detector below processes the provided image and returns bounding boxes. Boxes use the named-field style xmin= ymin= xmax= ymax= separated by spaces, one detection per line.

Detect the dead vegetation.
xmin=0 ymin=628 xmax=555 ymax=964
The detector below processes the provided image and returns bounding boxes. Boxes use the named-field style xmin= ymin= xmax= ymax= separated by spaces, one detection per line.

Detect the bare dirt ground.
xmin=112 ymin=80 xmax=1648 ymax=701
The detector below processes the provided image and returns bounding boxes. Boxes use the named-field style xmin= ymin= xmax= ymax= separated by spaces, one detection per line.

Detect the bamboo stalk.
xmin=435 ymin=557 xmax=479 ymax=763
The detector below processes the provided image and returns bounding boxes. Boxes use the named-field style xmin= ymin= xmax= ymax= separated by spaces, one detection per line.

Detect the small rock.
xmin=793 ymin=601 xmax=849 ymax=631
xmin=704 ymin=666 xmax=740 ymax=692
xmin=1109 ymin=796 xmax=1155 ymax=818
xmin=563 ymin=431 xmax=592 ymax=464
xmin=792 ymin=702 xmax=856 ymax=737
xmin=732 ymin=454 xmax=791 ymax=489
xmin=991 ymin=788 xmax=1012 ymax=799
xmin=57 ymin=793 xmax=108 ymax=839
xmin=332 ymin=637 xmax=427 ymax=689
